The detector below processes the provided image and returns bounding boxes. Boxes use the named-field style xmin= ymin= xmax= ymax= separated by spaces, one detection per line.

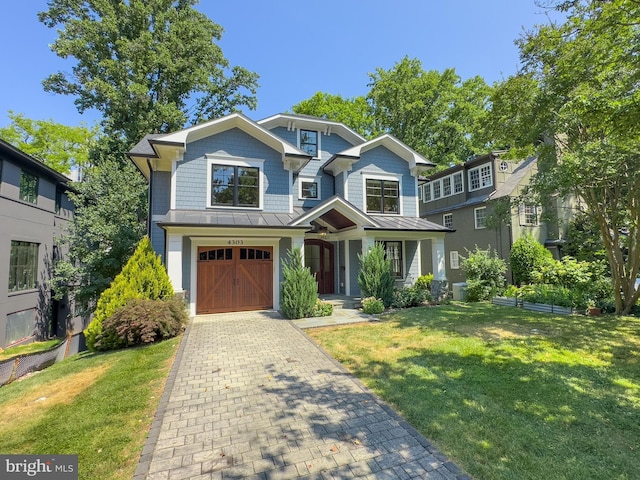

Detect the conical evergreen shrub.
xmin=358 ymin=242 xmax=395 ymax=307
xmin=85 ymin=236 xmax=174 ymax=350
xmin=280 ymin=247 xmax=318 ymax=319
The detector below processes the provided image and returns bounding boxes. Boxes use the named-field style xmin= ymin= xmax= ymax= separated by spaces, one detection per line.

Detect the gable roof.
xmin=128 ymin=113 xmax=312 ymax=179
xmin=0 ymin=138 xmax=74 ymax=188
xmin=324 ymin=134 xmax=434 ymax=176
xmin=257 ymin=113 xmax=366 ymax=146
xmin=490 ymin=156 xmax=538 ymax=200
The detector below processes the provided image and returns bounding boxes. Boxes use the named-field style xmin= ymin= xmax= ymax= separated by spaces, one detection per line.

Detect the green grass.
xmin=0 ymin=337 xmax=181 ymax=480
xmin=0 ymin=340 xmax=63 ymax=361
xmin=308 ymin=302 xmax=640 ymax=480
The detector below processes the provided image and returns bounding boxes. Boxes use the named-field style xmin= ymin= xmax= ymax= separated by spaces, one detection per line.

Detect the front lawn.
xmin=0 ymin=337 xmax=180 ymax=480
xmin=308 ymin=302 xmax=640 ymax=480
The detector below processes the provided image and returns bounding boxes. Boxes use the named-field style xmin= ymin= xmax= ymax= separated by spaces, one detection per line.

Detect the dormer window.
xmin=299 ymin=129 xmax=319 ymax=157
xmin=469 ymin=164 xmax=493 ymax=191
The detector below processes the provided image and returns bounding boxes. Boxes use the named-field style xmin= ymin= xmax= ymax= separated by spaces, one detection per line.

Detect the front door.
xmin=196 ymin=246 xmax=273 ymax=314
xmin=305 ymin=240 xmax=334 ymax=295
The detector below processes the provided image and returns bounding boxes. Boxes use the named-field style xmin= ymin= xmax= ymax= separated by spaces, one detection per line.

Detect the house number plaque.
xmin=227 ymin=239 xmax=244 ymax=245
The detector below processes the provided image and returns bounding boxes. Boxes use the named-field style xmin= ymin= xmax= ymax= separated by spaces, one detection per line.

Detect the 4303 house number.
xmin=227 ymin=239 xmax=244 ymax=245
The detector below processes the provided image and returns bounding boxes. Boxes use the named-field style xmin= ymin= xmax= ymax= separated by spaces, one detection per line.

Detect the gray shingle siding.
xmin=175 ymin=128 xmax=290 ymax=213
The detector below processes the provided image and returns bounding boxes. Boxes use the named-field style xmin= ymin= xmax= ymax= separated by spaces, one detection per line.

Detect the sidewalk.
xmin=134 ymin=310 xmax=471 ymax=479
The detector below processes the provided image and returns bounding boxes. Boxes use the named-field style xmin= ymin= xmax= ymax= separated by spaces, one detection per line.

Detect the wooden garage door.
xmin=196 ymin=246 xmax=273 ymax=314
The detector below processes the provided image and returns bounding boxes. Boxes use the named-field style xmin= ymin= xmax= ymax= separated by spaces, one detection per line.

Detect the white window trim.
xmin=421 ymin=183 xmax=431 ymax=203
xmin=298 ymin=176 xmax=321 ymax=200
xmin=468 ymin=164 xmax=493 ymax=192
xmin=298 ymin=128 xmax=321 ymax=159
xmin=205 ymin=155 xmax=264 ymax=210
xmin=519 ymin=204 xmax=540 ymax=226
xmin=450 ymin=250 xmax=460 ymax=270
xmin=382 ymin=240 xmax=405 ymax=279
xmin=443 ymin=213 xmax=453 ymax=229
xmin=423 ymin=171 xmax=464 ymax=203
xmin=362 ymin=172 xmax=403 ymax=216
xmin=474 ymin=206 xmax=487 ymax=229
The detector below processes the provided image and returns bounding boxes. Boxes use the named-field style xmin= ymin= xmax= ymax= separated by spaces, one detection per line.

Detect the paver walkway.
xmin=134 ymin=311 xmax=471 ymax=480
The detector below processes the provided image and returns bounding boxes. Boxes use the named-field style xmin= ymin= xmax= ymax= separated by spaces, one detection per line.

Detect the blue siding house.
xmin=129 ymin=113 xmax=450 ymax=315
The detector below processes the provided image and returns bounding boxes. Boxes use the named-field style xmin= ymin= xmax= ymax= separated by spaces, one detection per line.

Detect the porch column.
xmin=431 ymin=236 xmax=446 ymax=281
xmin=166 ymin=234 xmax=184 ymax=292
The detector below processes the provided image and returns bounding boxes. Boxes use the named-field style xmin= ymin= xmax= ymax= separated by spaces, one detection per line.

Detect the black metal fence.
xmin=0 ymin=333 xmax=85 ymax=387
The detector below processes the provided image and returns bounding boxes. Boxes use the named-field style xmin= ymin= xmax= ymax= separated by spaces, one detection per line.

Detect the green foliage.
xmin=519 ymin=284 xmax=577 ymax=309
xmin=291 ymin=92 xmax=377 ymax=138
xmin=510 ymin=235 xmax=553 ymax=286
xmin=85 ymin=236 xmax=174 ymax=351
xmin=280 ymin=247 xmax=318 ymax=319
xmin=0 ymin=112 xmax=97 ymax=174
xmin=461 ymin=246 xmax=507 ymax=302
xmin=367 ymin=56 xmax=492 ymax=166
xmin=503 ymin=284 xmax=520 ymax=298
xmin=563 ymin=210 xmax=608 ymax=265
xmin=414 ymin=274 xmax=434 ymax=292
xmin=362 ymin=297 xmax=385 ymax=315
xmin=310 ymin=299 xmax=333 ymax=318
xmin=54 ymin=152 xmax=148 ymax=314
xmin=358 ymin=243 xmax=395 ymax=307
xmin=488 ymin=0 xmax=640 ymax=314
xmin=39 ymin=0 xmax=258 ymax=142
xmin=94 ymin=295 xmax=188 ymax=351
xmin=391 ymin=286 xmax=430 ymax=309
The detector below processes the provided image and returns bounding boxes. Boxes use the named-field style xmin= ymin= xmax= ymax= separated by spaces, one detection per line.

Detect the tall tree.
xmin=291 ymin=92 xmax=378 ymax=138
xmin=39 ymin=0 xmax=259 ymax=143
xmin=367 ymin=56 xmax=492 ymax=166
xmin=0 ymin=112 xmax=97 ymax=174
xmin=40 ymin=0 xmax=259 ymax=312
xmin=489 ymin=0 xmax=640 ymax=314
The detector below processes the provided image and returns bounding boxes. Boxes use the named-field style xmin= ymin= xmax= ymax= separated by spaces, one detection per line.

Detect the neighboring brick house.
xmin=129 ymin=113 xmax=452 ymax=315
xmin=419 ymin=152 xmax=573 ymax=284
xmin=0 ymin=139 xmax=84 ymax=348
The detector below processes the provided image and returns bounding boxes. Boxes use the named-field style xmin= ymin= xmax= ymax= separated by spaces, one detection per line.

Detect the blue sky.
xmin=0 ymin=1 xmax=559 ymax=130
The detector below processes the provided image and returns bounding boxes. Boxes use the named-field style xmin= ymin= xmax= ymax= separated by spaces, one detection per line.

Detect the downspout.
xmin=146 ymin=158 xmax=153 ymax=237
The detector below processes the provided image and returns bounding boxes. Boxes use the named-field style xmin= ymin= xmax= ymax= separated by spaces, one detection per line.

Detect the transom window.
xmin=469 ymin=164 xmax=493 ymax=191
xmin=210 ymin=164 xmax=259 ymax=208
xmin=9 ymin=241 xmax=39 ymax=292
xmin=366 ymin=179 xmax=399 ymax=214
xmin=383 ymin=241 xmax=403 ymax=278
xmin=474 ymin=207 xmax=487 ymax=229
xmin=299 ymin=129 xmax=319 ymax=157
xmin=20 ymin=171 xmax=38 ymax=204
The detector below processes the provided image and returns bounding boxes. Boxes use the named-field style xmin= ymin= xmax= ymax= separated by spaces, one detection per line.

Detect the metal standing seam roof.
xmin=158 ymin=208 xmax=451 ymax=232
xmin=157 ymin=210 xmax=311 ymax=228
xmin=367 ymin=215 xmax=453 ymax=232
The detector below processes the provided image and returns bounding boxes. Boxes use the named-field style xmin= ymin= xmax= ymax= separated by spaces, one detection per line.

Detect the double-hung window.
xmin=9 ymin=241 xmax=39 ymax=292
xmin=474 ymin=207 xmax=487 ymax=229
xmin=366 ymin=178 xmax=399 ymax=214
xmin=520 ymin=205 xmax=539 ymax=226
xmin=453 ymin=172 xmax=463 ymax=193
xmin=20 ymin=171 xmax=38 ymax=204
xmin=443 ymin=213 xmax=453 ymax=229
xmin=210 ymin=164 xmax=260 ymax=208
xmin=299 ymin=129 xmax=319 ymax=157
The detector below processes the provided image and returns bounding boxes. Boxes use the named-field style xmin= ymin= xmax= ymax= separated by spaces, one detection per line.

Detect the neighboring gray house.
xmin=129 ymin=113 xmax=452 ymax=315
xmin=0 ymin=139 xmax=84 ymax=348
xmin=419 ymin=152 xmax=573 ymax=284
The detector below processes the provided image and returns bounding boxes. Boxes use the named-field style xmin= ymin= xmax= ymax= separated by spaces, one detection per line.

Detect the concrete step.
xmin=319 ymin=296 xmax=362 ymax=310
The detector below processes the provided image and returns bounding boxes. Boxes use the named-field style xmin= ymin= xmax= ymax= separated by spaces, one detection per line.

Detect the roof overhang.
xmin=258 ymin=113 xmax=366 ymax=146
xmin=325 ymin=134 xmax=434 ymax=177
xmin=128 ymin=113 xmax=312 ymax=180
xmin=290 ymin=195 xmax=380 ymax=229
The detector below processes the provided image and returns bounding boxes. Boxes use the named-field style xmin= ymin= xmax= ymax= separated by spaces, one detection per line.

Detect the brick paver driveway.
xmin=134 ymin=311 xmax=471 ymax=479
